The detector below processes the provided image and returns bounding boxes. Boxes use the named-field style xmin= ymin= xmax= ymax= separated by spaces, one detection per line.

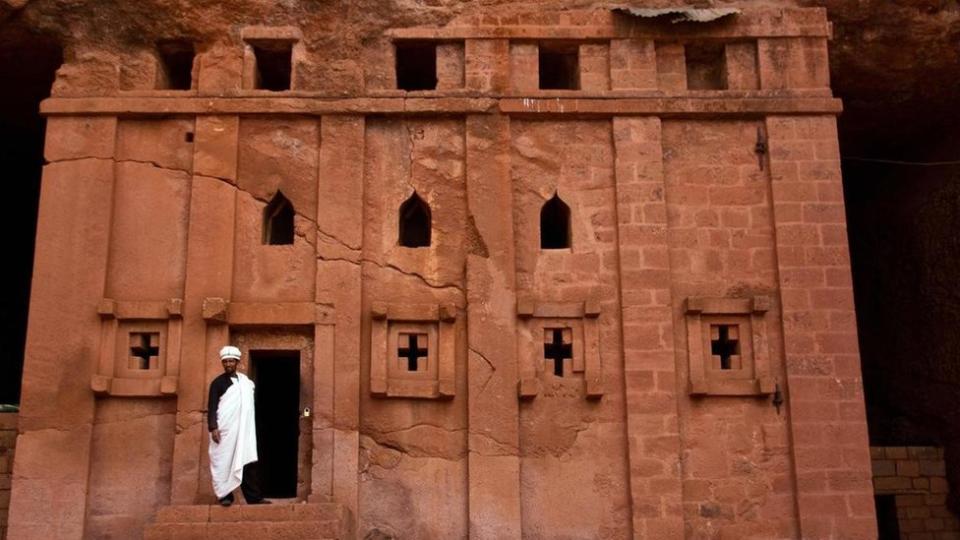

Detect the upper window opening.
xmin=540 ymin=193 xmax=571 ymax=249
xmin=395 ymin=42 xmax=438 ymax=91
xmin=685 ymin=42 xmax=727 ymax=90
xmin=250 ymin=40 xmax=293 ymax=91
xmin=263 ymin=191 xmax=295 ymax=245
xmin=539 ymin=43 xmax=579 ymax=90
xmin=399 ymin=192 xmax=431 ymax=247
xmin=156 ymin=40 xmax=195 ymax=90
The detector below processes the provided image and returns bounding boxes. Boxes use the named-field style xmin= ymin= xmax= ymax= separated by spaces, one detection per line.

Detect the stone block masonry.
xmin=0 ymin=413 xmax=16 ymax=540
xmin=872 ymin=446 xmax=960 ymax=539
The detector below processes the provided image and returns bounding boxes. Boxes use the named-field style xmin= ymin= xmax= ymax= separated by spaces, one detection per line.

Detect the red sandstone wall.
xmin=5 ymin=6 xmax=878 ymax=540
xmin=512 ymin=120 xmax=631 ymax=538
xmin=358 ymin=118 xmax=469 ymax=538
xmin=663 ymin=120 xmax=797 ymax=538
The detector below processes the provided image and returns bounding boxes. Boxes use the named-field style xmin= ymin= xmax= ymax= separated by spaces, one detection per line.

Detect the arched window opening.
xmin=399 ymin=192 xmax=431 ymax=247
xmin=263 ymin=191 xmax=295 ymax=245
xmin=540 ymin=193 xmax=571 ymax=249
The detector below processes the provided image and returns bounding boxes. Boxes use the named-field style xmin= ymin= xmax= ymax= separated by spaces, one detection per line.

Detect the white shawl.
xmin=208 ymin=373 xmax=259 ymax=498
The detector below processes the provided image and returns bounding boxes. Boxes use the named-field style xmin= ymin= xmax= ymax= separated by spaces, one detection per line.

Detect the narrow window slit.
xmin=540 ymin=193 xmax=571 ymax=249
xmin=399 ymin=192 xmax=431 ymax=247
xmin=156 ymin=40 xmax=195 ymax=90
xmin=685 ymin=42 xmax=727 ymax=90
xmin=263 ymin=191 xmax=295 ymax=245
xmin=539 ymin=43 xmax=579 ymax=90
xmin=395 ymin=41 xmax=437 ymax=91
xmin=250 ymin=40 xmax=293 ymax=91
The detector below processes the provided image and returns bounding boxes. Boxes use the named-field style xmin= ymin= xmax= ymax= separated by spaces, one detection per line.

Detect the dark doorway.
xmin=0 ymin=27 xmax=63 ymax=405
xmin=250 ymin=350 xmax=300 ymax=498
xmin=874 ymin=494 xmax=901 ymax=540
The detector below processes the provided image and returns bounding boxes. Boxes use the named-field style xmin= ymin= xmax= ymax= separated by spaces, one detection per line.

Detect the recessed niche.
xmin=539 ymin=43 xmax=580 ymax=90
xmin=540 ymin=193 xmax=571 ymax=250
xmin=395 ymin=41 xmax=438 ymax=91
xmin=156 ymin=40 xmax=195 ymax=90
xmin=399 ymin=192 xmax=431 ymax=248
xmin=263 ymin=191 xmax=295 ymax=245
xmin=685 ymin=42 xmax=728 ymax=90
xmin=249 ymin=40 xmax=293 ymax=91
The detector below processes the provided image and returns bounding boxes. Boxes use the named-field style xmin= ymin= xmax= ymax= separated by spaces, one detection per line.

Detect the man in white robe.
xmin=207 ymin=345 xmax=268 ymax=506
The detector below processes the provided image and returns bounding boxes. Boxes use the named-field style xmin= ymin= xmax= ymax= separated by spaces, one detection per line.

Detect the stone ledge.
xmin=40 ymin=96 xmax=842 ymax=117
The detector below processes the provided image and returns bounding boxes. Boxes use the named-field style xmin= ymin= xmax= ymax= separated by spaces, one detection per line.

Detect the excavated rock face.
xmin=2 ymin=0 xmax=960 ymax=533
xmin=804 ymin=0 xmax=960 ymax=155
xmin=3 ymin=0 xmax=959 ymax=148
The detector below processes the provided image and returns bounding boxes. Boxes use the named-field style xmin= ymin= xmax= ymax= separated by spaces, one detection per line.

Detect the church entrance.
xmin=250 ymin=350 xmax=301 ymax=499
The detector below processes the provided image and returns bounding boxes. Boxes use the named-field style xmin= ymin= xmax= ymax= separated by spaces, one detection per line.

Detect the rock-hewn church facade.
xmin=4 ymin=5 xmax=877 ymax=539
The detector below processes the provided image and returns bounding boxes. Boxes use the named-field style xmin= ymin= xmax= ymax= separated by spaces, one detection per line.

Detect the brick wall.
xmin=872 ymin=446 xmax=960 ymax=539
xmin=0 ymin=413 xmax=17 ymax=540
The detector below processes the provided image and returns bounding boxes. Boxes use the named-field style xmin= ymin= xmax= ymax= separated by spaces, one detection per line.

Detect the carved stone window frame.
xmin=240 ymin=26 xmax=304 ymax=92
xmin=516 ymin=297 xmax=603 ymax=399
xmin=684 ymin=296 xmax=775 ymax=397
xmin=370 ymin=302 xmax=457 ymax=399
xmin=91 ymin=298 xmax=183 ymax=397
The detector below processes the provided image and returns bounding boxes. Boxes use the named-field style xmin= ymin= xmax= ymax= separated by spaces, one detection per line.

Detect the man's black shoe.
xmin=247 ymin=499 xmax=272 ymax=505
xmin=218 ymin=495 xmax=234 ymax=507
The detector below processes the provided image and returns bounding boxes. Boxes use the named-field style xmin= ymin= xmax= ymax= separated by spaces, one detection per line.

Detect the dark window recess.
xmin=685 ymin=43 xmax=727 ymax=90
xmin=710 ymin=325 xmax=740 ymax=370
xmin=251 ymin=41 xmax=293 ymax=91
xmin=540 ymin=193 xmax=571 ymax=249
xmin=129 ymin=332 xmax=160 ymax=370
xmin=156 ymin=40 xmax=195 ymax=90
xmin=544 ymin=328 xmax=572 ymax=377
xmin=875 ymin=495 xmax=901 ymax=540
xmin=539 ymin=44 xmax=579 ymax=90
xmin=399 ymin=192 xmax=431 ymax=247
xmin=398 ymin=333 xmax=428 ymax=372
xmin=263 ymin=191 xmax=295 ymax=245
xmin=395 ymin=42 xmax=437 ymax=91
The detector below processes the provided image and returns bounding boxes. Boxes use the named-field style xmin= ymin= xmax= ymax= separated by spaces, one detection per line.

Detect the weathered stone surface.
xmin=3 ymin=5 xmax=888 ymax=540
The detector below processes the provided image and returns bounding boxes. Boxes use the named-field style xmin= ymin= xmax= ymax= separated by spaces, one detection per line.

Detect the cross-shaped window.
xmin=397 ymin=333 xmax=428 ymax=372
xmin=543 ymin=328 xmax=573 ymax=377
xmin=710 ymin=325 xmax=739 ymax=370
xmin=129 ymin=332 xmax=160 ymax=370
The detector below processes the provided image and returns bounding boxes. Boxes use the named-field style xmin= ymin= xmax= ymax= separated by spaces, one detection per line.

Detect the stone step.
xmin=154 ymin=502 xmax=346 ymax=523
xmin=144 ymin=520 xmax=339 ymax=540
xmin=144 ymin=503 xmax=353 ymax=539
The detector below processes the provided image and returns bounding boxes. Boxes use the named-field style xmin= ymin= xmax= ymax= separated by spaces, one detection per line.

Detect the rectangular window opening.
xmin=395 ymin=41 xmax=438 ymax=91
xmin=156 ymin=40 xmax=195 ymax=90
xmin=250 ymin=40 xmax=293 ymax=91
xmin=685 ymin=42 xmax=727 ymax=90
xmin=539 ymin=43 xmax=579 ymax=90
